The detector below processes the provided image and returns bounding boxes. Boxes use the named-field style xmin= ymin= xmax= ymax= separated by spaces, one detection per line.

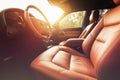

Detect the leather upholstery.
xmin=31 ymin=46 xmax=96 ymax=80
xmin=114 ymin=0 xmax=120 ymax=5
xmin=31 ymin=5 xmax=120 ymax=80
xmin=82 ymin=19 xmax=103 ymax=56
xmin=79 ymin=10 xmax=99 ymax=38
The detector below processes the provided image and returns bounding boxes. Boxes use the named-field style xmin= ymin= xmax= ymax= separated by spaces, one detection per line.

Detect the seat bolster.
xmin=82 ymin=19 xmax=103 ymax=56
xmin=95 ymin=34 xmax=120 ymax=80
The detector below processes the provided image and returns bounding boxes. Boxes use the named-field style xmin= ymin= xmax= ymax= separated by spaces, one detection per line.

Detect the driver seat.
xmin=31 ymin=3 xmax=120 ymax=80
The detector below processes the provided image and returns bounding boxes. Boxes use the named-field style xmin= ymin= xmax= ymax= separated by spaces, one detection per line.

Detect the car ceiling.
xmin=48 ymin=0 xmax=116 ymax=12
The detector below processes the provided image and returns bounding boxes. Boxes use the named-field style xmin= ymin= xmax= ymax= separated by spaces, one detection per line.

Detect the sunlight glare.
xmin=27 ymin=0 xmax=64 ymax=24
xmin=45 ymin=6 xmax=64 ymax=24
xmin=1 ymin=0 xmax=64 ymax=24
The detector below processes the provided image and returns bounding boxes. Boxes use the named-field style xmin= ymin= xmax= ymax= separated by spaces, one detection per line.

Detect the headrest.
xmin=89 ymin=10 xmax=99 ymax=23
xmin=113 ymin=0 xmax=120 ymax=5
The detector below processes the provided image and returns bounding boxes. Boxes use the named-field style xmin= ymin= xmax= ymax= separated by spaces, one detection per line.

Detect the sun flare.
xmin=44 ymin=6 xmax=64 ymax=24
xmin=1 ymin=0 xmax=64 ymax=24
xmin=28 ymin=0 xmax=64 ymax=24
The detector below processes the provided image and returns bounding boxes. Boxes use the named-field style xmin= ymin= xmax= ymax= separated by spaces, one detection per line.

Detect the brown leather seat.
xmin=59 ymin=10 xmax=99 ymax=46
xmin=31 ymin=2 xmax=120 ymax=80
xmin=79 ymin=10 xmax=99 ymax=38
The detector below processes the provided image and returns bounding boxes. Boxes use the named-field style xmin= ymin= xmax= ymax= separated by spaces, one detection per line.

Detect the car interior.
xmin=0 ymin=0 xmax=120 ymax=80
xmin=59 ymin=10 xmax=99 ymax=47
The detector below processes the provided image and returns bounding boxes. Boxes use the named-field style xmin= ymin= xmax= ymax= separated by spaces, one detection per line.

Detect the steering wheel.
xmin=24 ymin=5 xmax=52 ymax=38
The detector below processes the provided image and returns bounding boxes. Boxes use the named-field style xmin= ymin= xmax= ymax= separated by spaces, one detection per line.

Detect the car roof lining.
xmin=48 ymin=0 xmax=116 ymax=12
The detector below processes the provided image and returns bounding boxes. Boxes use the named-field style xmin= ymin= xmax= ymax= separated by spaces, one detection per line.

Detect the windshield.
xmin=1 ymin=0 xmax=64 ymax=24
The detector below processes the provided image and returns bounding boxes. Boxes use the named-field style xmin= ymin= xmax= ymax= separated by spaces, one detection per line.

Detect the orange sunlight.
xmin=28 ymin=0 xmax=64 ymax=24
xmin=1 ymin=0 xmax=64 ymax=24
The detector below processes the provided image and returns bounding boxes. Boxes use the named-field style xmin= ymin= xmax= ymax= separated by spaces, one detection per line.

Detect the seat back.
xmin=79 ymin=10 xmax=99 ymax=38
xmin=82 ymin=18 xmax=103 ymax=56
xmin=83 ymin=5 xmax=120 ymax=80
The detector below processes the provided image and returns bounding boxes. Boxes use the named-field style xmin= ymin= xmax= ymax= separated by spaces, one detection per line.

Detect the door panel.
xmin=57 ymin=28 xmax=82 ymax=41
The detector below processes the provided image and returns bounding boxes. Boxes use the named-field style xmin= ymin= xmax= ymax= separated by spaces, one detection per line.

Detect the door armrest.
xmin=61 ymin=38 xmax=84 ymax=50
xmin=60 ymin=38 xmax=84 ymax=52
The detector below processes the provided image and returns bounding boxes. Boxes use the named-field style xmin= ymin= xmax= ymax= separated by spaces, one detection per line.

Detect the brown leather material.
xmin=89 ymin=10 xmax=99 ymax=24
xmin=79 ymin=23 xmax=95 ymax=38
xmin=91 ymin=5 xmax=120 ymax=80
xmin=90 ymin=5 xmax=120 ymax=66
xmin=114 ymin=0 xmax=120 ymax=5
xmin=82 ymin=19 xmax=103 ymax=57
xmin=96 ymin=33 xmax=120 ymax=80
xmin=31 ymin=5 xmax=120 ymax=80
xmin=31 ymin=46 xmax=96 ymax=80
xmin=61 ymin=38 xmax=84 ymax=48
xmin=79 ymin=10 xmax=99 ymax=39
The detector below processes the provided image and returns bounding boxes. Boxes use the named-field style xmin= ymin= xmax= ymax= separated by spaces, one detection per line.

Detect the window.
xmin=59 ymin=11 xmax=86 ymax=29
xmin=99 ymin=9 xmax=109 ymax=18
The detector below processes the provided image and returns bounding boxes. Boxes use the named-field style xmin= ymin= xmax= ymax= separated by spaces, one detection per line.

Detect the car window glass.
xmin=59 ymin=11 xmax=86 ymax=29
xmin=99 ymin=9 xmax=109 ymax=18
xmin=59 ymin=9 xmax=109 ymax=29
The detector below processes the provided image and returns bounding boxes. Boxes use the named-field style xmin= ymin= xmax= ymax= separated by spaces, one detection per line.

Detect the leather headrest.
xmin=89 ymin=10 xmax=99 ymax=23
xmin=113 ymin=0 xmax=120 ymax=5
